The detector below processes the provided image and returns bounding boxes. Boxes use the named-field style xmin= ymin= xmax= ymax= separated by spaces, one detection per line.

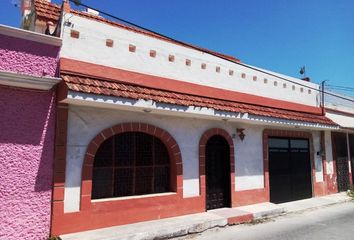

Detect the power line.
xmin=67 ymin=0 xmax=354 ymax=105
xmin=327 ymin=84 xmax=354 ymax=91
xmin=67 ymin=1 xmax=320 ymax=89
xmin=328 ymin=84 xmax=354 ymax=89
xmin=327 ymin=88 xmax=354 ymax=92
xmin=324 ymin=90 xmax=354 ymax=103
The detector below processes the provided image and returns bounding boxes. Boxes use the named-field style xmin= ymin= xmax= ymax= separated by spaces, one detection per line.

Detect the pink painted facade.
xmin=0 ymin=32 xmax=59 ymax=240
xmin=0 ymin=34 xmax=59 ymax=77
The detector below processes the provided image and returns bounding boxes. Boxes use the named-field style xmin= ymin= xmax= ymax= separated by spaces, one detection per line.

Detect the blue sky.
xmin=1 ymin=0 xmax=353 ymax=96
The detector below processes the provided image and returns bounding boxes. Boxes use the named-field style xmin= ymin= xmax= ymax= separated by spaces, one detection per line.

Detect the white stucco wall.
xmin=60 ymin=14 xmax=320 ymax=107
xmin=64 ymin=104 xmax=266 ymax=212
xmin=312 ymin=131 xmax=324 ymax=182
xmin=326 ymin=111 xmax=354 ymax=129
xmin=325 ymin=131 xmax=334 ymax=175
xmin=234 ymin=124 xmax=264 ymax=190
xmin=325 ymin=92 xmax=354 ymax=115
xmin=63 ymin=101 xmax=327 ymax=212
xmin=347 ymin=133 xmax=352 ymax=174
xmin=325 ymin=92 xmax=354 ymax=128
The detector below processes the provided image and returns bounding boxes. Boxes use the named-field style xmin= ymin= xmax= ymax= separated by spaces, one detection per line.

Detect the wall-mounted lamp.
xmin=236 ymin=128 xmax=245 ymax=141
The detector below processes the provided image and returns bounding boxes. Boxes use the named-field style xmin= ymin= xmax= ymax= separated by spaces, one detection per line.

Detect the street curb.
xmin=60 ymin=197 xmax=353 ymax=240
xmin=283 ymin=198 xmax=353 ymax=216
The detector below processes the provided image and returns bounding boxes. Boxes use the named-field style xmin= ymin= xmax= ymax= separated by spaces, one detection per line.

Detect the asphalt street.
xmin=195 ymin=201 xmax=354 ymax=240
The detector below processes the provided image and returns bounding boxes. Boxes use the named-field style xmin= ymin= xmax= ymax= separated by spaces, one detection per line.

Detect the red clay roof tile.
xmin=61 ymin=74 xmax=336 ymax=126
xmin=34 ymin=0 xmax=61 ymax=22
xmin=60 ymin=58 xmax=324 ymax=115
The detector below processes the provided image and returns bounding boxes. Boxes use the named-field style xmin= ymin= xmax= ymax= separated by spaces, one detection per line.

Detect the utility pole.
xmin=321 ymin=80 xmax=327 ymax=116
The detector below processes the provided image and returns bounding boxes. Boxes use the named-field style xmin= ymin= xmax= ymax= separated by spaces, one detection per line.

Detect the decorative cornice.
xmin=65 ymin=91 xmax=339 ymax=130
xmin=0 ymin=70 xmax=61 ymax=90
xmin=0 ymin=24 xmax=62 ymax=46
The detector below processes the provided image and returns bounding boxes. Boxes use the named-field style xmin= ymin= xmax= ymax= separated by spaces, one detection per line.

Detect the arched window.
xmin=92 ymin=132 xmax=170 ymax=199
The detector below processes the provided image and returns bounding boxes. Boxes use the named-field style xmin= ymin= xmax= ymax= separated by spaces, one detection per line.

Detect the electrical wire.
xmin=327 ymin=88 xmax=354 ymax=92
xmin=327 ymin=84 xmax=354 ymax=92
xmin=324 ymin=90 xmax=354 ymax=102
xmin=67 ymin=0 xmax=354 ymax=104
xmin=328 ymin=84 xmax=354 ymax=89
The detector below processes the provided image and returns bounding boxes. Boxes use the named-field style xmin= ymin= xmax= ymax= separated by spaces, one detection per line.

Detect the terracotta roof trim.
xmin=61 ymin=73 xmax=337 ymax=126
xmin=60 ymin=58 xmax=324 ymax=116
xmin=34 ymin=0 xmax=61 ymax=22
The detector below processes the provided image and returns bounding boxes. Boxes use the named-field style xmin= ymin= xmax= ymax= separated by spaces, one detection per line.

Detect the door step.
xmin=208 ymin=208 xmax=253 ymax=224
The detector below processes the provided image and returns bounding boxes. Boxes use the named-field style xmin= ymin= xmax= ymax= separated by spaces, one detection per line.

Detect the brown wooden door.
xmin=205 ymin=135 xmax=231 ymax=210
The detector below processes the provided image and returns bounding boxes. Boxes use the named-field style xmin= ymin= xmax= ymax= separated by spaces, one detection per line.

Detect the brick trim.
xmin=199 ymin=128 xmax=235 ymax=209
xmin=60 ymin=58 xmax=325 ymax=116
xmin=51 ymin=103 xmax=68 ymax=236
xmin=52 ymin=104 xmax=68 ymax=189
xmin=70 ymin=30 xmax=80 ymax=39
xmin=106 ymin=39 xmax=114 ymax=47
xmin=51 ymin=123 xmax=206 ymax=236
xmin=80 ymin=122 xmax=183 ymax=210
xmin=62 ymin=0 xmax=71 ymax=12
xmin=263 ymin=129 xmax=318 ymax=199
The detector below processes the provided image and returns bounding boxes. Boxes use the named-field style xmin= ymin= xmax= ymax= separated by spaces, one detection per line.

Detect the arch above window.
xmin=92 ymin=132 xmax=170 ymax=199
xmin=81 ymin=123 xmax=182 ymax=208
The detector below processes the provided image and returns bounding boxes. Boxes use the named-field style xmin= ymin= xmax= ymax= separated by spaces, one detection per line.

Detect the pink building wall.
xmin=0 ymin=34 xmax=59 ymax=240
xmin=0 ymin=34 xmax=59 ymax=77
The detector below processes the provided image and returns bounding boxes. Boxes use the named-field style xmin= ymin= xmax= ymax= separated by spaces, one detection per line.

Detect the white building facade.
xmin=25 ymin=0 xmax=352 ymax=236
xmin=325 ymin=92 xmax=354 ymax=193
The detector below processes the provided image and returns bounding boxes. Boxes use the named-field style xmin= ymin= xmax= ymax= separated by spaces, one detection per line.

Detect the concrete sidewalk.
xmin=60 ymin=193 xmax=352 ymax=240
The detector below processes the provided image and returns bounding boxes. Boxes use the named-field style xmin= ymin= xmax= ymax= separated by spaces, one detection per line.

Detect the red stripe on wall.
xmin=60 ymin=58 xmax=322 ymax=115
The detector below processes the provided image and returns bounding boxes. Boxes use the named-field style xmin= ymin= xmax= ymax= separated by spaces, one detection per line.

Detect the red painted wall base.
xmin=233 ymin=188 xmax=269 ymax=207
xmin=52 ymin=194 xmax=204 ymax=235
